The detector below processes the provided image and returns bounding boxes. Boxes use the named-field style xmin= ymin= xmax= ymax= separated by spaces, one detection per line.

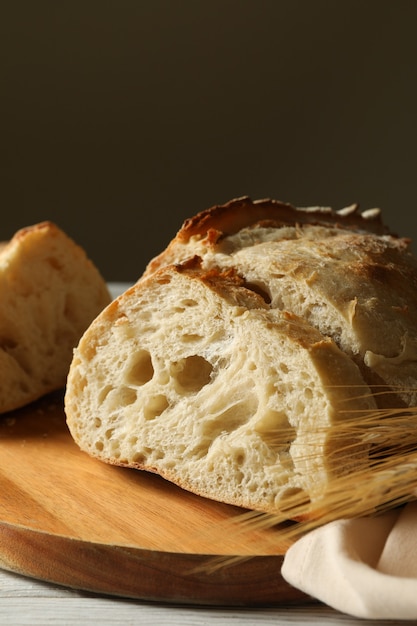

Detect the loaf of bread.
xmin=65 ymin=259 xmax=377 ymax=513
xmin=65 ymin=196 xmax=417 ymax=518
xmin=0 ymin=221 xmax=111 ymax=413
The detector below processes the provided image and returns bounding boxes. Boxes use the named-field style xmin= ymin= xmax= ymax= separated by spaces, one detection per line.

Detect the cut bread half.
xmin=0 ymin=221 xmax=111 ymax=413
xmin=65 ymin=261 xmax=378 ymax=516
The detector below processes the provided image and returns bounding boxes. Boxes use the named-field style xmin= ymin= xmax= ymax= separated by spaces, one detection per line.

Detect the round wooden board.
xmin=0 ymin=391 xmax=311 ymax=606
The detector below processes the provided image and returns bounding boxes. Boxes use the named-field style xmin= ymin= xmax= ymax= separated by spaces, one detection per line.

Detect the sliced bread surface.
xmin=65 ymin=261 xmax=377 ymax=515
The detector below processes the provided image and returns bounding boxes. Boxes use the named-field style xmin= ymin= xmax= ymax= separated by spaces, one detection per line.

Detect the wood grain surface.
xmin=0 ymin=390 xmax=311 ymax=606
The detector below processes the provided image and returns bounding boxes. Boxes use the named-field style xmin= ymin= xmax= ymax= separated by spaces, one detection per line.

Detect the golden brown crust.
xmin=178 ymin=196 xmax=390 ymax=241
xmin=145 ymin=196 xmax=395 ymax=276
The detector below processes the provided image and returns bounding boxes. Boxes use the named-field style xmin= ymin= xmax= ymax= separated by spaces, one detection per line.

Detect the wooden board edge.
xmin=0 ymin=520 xmax=313 ymax=606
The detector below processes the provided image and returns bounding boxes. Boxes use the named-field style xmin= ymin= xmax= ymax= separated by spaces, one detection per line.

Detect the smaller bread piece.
xmin=0 ymin=221 xmax=111 ymax=413
xmin=65 ymin=260 xmax=377 ymax=516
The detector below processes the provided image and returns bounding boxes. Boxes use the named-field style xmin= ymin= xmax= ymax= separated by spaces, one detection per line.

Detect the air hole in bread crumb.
xmin=200 ymin=401 xmax=257 ymax=449
xmin=180 ymin=334 xmax=204 ymax=343
xmin=255 ymin=409 xmax=292 ymax=435
xmin=119 ymin=386 xmax=137 ymax=406
xmin=125 ymin=350 xmax=154 ymax=386
xmin=104 ymin=386 xmax=137 ymax=411
xmin=143 ymin=394 xmax=169 ymax=420
xmin=180 ymin=298 xmax=198 ymax=307
xmin=94 ymin=418 xmax=102 ymax=428
xmin=243 ymin=281 xmax=271 ymax=304
xmin=173 ymin=299 xmax=199 ymax=313
xmin=98 ymin=385 xmax=113 ymax=404
xmin=234 ymin=451 xmax=245 ymax=465
xmin=171 ymin=355 xmax=213 ymax=392
xmin=95 ymin=441 xmax=104 ymax=451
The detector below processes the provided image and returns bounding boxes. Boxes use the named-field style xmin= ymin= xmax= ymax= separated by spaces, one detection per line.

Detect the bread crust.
xmin=145 ymin=196 xmax=393 ymax=276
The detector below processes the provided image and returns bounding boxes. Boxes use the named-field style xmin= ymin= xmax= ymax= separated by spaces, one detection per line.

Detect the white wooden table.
xmin=1 ymin=565 xmax=400 ymax=626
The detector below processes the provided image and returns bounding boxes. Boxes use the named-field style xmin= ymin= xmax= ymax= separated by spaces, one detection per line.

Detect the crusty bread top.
xmin=0 ymin=221 xmax=111 ymax=413
xmin=174 ymin=196 xmax=389 ymax=240
xmin=145 ymin=196 xmax=394 ymax=276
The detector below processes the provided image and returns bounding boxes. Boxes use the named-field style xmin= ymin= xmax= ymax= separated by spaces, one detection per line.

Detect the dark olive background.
xmin=1 ymin=0 xmax=417 ymax=281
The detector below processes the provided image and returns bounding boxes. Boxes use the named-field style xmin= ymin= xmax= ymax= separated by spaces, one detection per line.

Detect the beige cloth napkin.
xmin=281 ymin=501 xmax=417 ymax=620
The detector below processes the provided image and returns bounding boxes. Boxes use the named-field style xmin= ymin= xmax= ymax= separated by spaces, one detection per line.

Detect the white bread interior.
xmin=65 ymin=261 xmax=377 ymax=515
